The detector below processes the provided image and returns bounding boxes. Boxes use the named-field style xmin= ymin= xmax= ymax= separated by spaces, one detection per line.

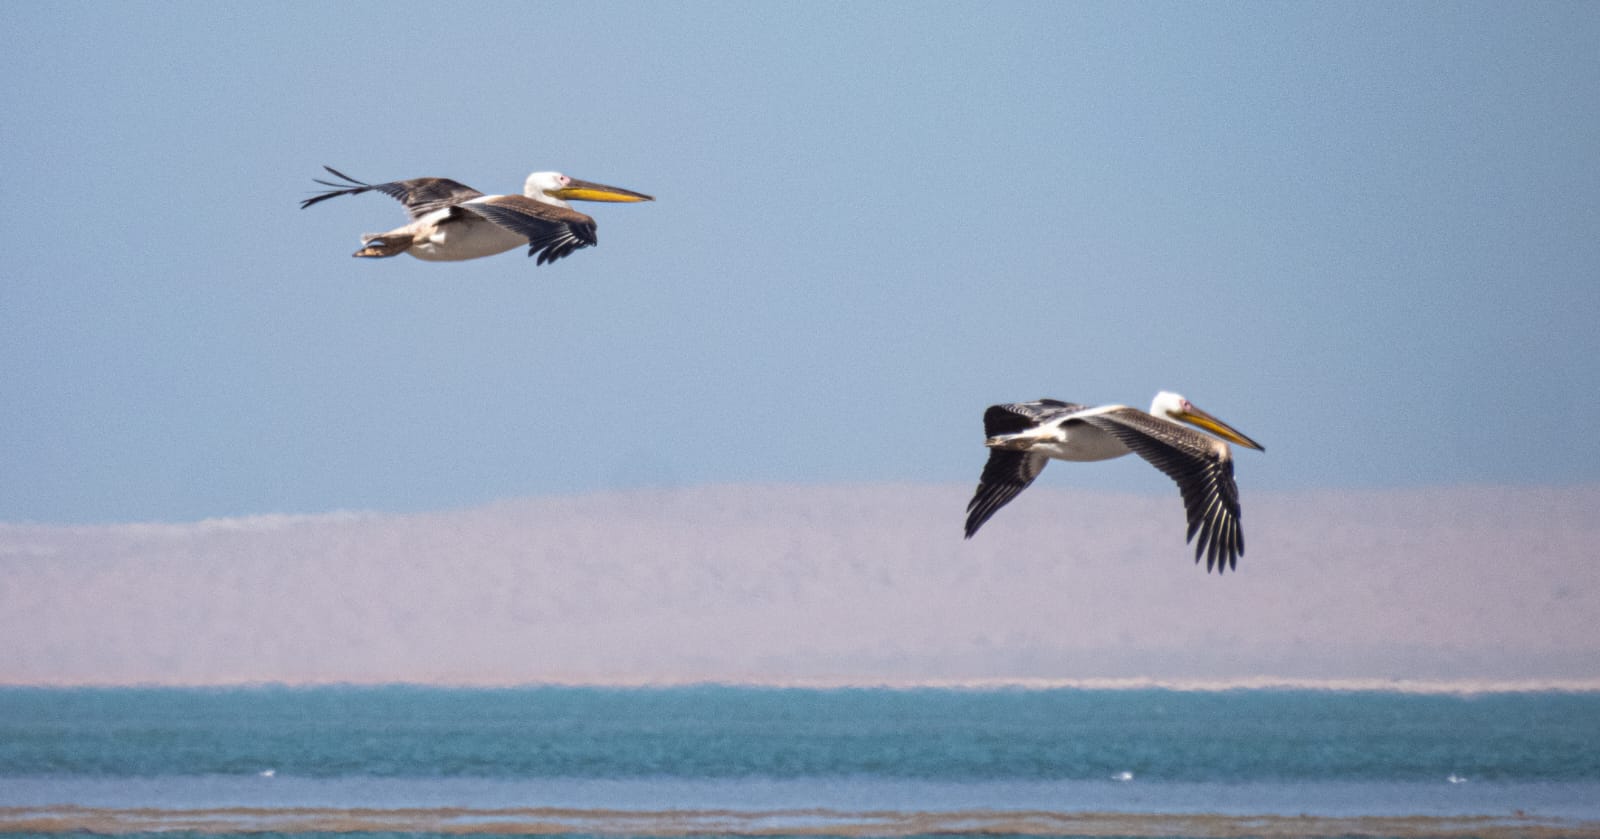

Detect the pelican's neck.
xmin=524 ymin=190 xmax=571 ymax=209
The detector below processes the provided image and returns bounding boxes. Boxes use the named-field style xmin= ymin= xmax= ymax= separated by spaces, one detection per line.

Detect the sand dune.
xmin=1 ymin=484 xmax=1596 ymax=686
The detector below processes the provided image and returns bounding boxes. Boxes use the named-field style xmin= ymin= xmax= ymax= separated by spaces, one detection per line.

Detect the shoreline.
xmin=4 ymin=676 xmax=1600 ymax=694
xmin=5 ymin=804 xmax=1598 ymax=838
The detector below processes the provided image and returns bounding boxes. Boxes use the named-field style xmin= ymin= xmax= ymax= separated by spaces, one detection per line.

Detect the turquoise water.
xmin=2 ymin=686 xmax=1598 ymax=836
xmin=4 ymin=686 xmax=1598 ymax=781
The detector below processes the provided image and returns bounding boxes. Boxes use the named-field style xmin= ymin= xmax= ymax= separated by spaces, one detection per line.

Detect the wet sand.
xmin=4 ymin=804 xmax=1598 ymax=837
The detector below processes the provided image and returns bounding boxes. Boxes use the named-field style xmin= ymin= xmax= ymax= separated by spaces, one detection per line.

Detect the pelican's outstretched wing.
xmin=964 ymin=400 xmax=1086 ymax=539
xmin=459 ymin=196 xmax=599 ymax=265
xmin=301 ymin=166 xmax=484 ymax=219
xmin=1077 ymin=407 xmax=1245 ymax=572
xmin=982 ymin=400 xmax=1084 ymax=437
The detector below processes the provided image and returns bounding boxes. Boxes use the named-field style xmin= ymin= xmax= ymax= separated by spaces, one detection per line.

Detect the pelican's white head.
xmin=1150 ymin=391 xmax=1265 ymax=452
xmin=524 ymin=171 xmax=656 ymax=207
xmin=1149 ymin=391 xmax=1188 ymax=418
xmin=524 ymin=172 xmax=574 ymax=206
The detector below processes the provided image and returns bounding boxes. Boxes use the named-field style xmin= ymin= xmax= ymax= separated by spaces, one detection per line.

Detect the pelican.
xmin=300 ymin=166 xmax=652 ymax=264
xmin=965 ymin=392 xmax=1264 ymax=572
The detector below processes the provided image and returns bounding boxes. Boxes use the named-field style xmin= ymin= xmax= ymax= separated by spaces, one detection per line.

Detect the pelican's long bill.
xmin=552 ymin=179 xmax=654 ymax=203
xmin=1171 ymin=404 xmax=1265 ymax=452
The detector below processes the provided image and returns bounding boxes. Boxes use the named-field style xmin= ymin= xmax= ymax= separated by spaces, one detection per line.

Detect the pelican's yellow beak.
xmin=1177 ymin=406 xmax=1265 ymax=452
xmin=552 ymin=179 xmax=654 ymax=203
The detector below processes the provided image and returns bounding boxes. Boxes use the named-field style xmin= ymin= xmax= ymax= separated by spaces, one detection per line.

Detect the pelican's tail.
xmin=353 ymin=232 xmax=412 ymax=258
xmin=985 ymin=430 xmax=1047 ymax=450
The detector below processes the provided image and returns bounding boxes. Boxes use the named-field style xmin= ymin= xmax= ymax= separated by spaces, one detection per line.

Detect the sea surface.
xmin=2 ymin=685 xmax=1598 ymax=838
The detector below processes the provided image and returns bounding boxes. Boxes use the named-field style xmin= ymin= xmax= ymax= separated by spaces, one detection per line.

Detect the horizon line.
xmin=5 ymin=676 xmax=1600 ymax=695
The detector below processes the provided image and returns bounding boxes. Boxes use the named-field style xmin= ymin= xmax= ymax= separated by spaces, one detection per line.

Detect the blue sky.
xmin=3 ymin=1 xmax=1597 ymax=523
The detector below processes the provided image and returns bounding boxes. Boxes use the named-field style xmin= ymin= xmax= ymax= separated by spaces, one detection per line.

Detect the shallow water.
xmin=3 ymin=685 xmax=1598 ymax=836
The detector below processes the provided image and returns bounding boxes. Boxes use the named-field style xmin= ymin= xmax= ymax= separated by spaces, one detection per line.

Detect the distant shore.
xmin=6 ymin=484 xmax=1597 ymax=687
xmin=4 ymin=676 xmax=1600 ymax=693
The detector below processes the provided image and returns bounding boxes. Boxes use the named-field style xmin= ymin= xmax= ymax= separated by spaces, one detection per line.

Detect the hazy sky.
xmin=3 ymin=2 xmax=1598 ymax=523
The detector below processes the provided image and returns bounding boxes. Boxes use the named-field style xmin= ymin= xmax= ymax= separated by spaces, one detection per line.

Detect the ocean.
xmin=1 ymin=685 xmax=1597 ymax=837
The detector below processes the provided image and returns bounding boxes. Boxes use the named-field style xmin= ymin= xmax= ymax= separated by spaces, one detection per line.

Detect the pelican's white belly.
xmin=1035 ymin=422 xmax=1129 ymax=462
xmin=409 ymin=216 xmax=526 ymax=262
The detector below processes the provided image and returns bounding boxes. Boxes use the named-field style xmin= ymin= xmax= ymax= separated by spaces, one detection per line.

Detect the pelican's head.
xmin=1150 ymin=391 xmax=1265 ymax=452
xmin=524 ymin=171 xmax=655 ymax=207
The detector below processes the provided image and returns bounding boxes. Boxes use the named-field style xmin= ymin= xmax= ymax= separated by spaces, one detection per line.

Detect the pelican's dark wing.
xmin=458 ymin=195 xmax=599 ymax=265
xmin=964 ymin=400 xmax=1087 ymax=539
xmin=300 ymin=166 xmax=484 ymax=219
xmin=965 ymin=450 xmax=1050 ymax=539
xmin=1077 ymin=407 xmax=1246 ymax=572
xmin=981 ymin=399 xmax=1084 ymax=437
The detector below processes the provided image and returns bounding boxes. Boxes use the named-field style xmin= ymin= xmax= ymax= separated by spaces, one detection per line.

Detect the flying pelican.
xmin=965 ymin=392 xmax=1265 ymax=572
xmin=300 ymin=166 xmax=653 ymax=264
